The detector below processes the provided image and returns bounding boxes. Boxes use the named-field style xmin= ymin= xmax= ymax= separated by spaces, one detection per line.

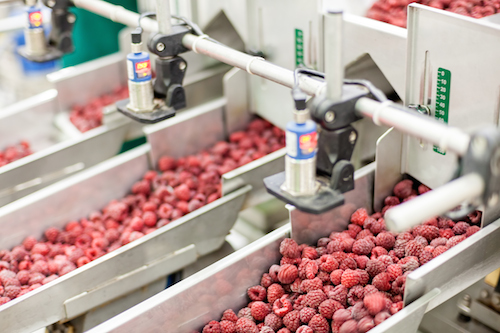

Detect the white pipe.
xmin=182 ymin=34 xmax=326 ymax=97
xmin=385 ymin=173 xmax=485 ymax=232
xmin=155 ymin=0 xmax=172 ymax=35
xmin=355 ymin=97 xmax=471 ymax=156
xmin=324 ymin=11 xmax=343 ymax=101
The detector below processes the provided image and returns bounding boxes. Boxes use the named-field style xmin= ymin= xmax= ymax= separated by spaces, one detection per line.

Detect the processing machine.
xmin=1 ymin=0 xmax=500 ymax=332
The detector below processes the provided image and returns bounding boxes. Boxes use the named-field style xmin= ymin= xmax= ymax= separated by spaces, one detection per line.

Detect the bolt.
xmin=156 ymin=43 xmax=165 ymax=52
xmin=493 ymin=294 xmax=500 ymax=306
xmin=179 ymin=62 xmax=186 ymax=71
xmin=462 ymin=294 xmax=472 ymax=307
xmin=67 ymin=14 xmax=76 ymax=24
xmin=325 ymin=111 xmax=335 ymax=123
xmin=46 ymin=0 xmax=56 ymax=7
xmin=349 ymin=131 xmax=357 ymax=144
xmin=488 ymin=193 xmax=498 ymax=207
xmin=472 ymin=136 xmax=488 ymax=156
xmin=480 ymin=289 xmax=490 ymax=299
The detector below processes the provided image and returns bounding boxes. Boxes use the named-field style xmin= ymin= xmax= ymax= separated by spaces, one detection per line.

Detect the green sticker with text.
xmin=434 ymin=68 xmax=451 ymax=155
xmin=295 ymin=29 xmax=304 ymax=67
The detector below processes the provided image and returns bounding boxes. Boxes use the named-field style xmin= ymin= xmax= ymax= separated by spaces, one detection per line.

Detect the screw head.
xmin=492 ymin=294 xmax=500 ymax=306
xmin=349 ymin=131 xmax=357 ymax=144
xmin=480 ymin=289 xmax=490 ymax=299
xmin=325 ymin=111 xmax=335 ymax=123
xmin=156 ymin=42 xmax=165 ymax=52
xmin=67 ymin=13 xmax=76 ymax=24
xmin=179 ymin=62 xmax=186 ymax=71
xmin=46 ymin=0 xmax=56 ymax=7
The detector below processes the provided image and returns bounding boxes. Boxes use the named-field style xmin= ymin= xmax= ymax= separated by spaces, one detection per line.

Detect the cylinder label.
xmin=286 ymin=130 xmax=317 ymax=159
xmin=127 ymin=55 xmax=152 ymax=82
xmin=299 ymin=132 xmax=317 ymax=155
xmin=27 ymin=9 xmax=43 ymax=29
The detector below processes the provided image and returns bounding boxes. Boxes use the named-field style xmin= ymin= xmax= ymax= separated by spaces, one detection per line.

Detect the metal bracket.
xmin=148 ymin=25 xmax=191 ymax=57
xmin=153 ymin=56 xmax=188 ymax=110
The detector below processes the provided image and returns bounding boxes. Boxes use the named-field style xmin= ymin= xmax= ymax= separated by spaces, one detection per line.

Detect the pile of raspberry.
xmin=0 ymin=118 xmax=284 ymax=307
xmin=200 ymin=179 xmax=481 ymax=333
xmin=69 ymin=86 xmax=129 ymax=132
xmin=367 ymin=0 xmax=500 ymax=28
xmin=0 ymin=141 xmax=32 ymax=168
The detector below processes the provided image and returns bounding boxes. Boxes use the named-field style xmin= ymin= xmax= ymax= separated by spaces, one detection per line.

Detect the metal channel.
xmin=0 ymin=144 xmax=250 ymax=332
xmin=289 ymin=162 xmax=375 ymax=245
xmin=87 ymin=224 xmax=291 ymax=333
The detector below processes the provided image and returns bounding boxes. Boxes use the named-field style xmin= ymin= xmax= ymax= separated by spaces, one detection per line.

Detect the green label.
xmin=295 ymin=29 xmax=304 ymax=67
xmin=433 ymin=68 xmax=451 ymax=155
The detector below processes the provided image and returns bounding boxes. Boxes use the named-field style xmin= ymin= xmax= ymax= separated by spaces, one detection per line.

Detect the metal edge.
xmin=0 ymin=89 xmax=58 ymax=120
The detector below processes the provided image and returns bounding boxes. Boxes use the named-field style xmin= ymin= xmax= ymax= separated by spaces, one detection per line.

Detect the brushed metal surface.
xmin=224 ymin=67 xmax=251 ymax=134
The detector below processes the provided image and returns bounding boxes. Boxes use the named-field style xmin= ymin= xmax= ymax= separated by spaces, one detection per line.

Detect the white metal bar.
xmin=155 ymin=0 xmax=172 ymax=35
xmin=355 ymin=97 xmax=471 ymax=156
xmin=385 ymin=173 xmax=485 ymax=232
xmin=324 ymin=11 xmax=343 ymax=101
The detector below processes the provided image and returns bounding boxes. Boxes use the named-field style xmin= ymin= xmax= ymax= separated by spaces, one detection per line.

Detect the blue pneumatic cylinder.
xmin=285 ymin=119 xmax=318 ymax=196
xmin=24 ymin=5 xmax=46 ymax=56
xmin=126 ymin=46 xmax=155 ymax=111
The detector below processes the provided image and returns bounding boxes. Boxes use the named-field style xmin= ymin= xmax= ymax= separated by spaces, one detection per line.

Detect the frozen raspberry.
xmin=366 ymin=260 xmax=385 ymax=278
xmin=331 ymin=252 xmax=347 ymax=263
xmin=371 ymin=246 xmax=388 ymax=259
xmin=399 ymin=256 xmax=419 ymax=273
xmin=268 ymin=284 xmax=285 ymax=304
xmin=384 ymin=196 xmax=400 ymax=206
xmin=369 ymin=219 xmax=386 ymax=235
xmin=304 ymin=260 xmax=319 ymax=280
xmin=345 ymin=224 xmax=362 ymax=238
xmin=326 ymin=283 xmax=346 ymax=304
xmin=356 ymin=230 xmax=375 ymax=242
xmin=259 ymin=326 xmax=274 ymax=333
xmin=363 ymin=292 xmax=386 ymax=315
xmin=278 ymin=264 xmax=298 ymax=284
xmin=31 ymin=260 xmax=49 ymax=275
xmin=222 ymin=309 xmax=239 ymax=322
xmin=447 ymin=235 xmax=466 ymax=248
xmin=372 ymin=272 xmax=391 ymax=291
xmin=333 ymin=308 xmax=352 ymax=326
xmin=404 ymin=240 xmax=424 ymax=257
xmin=22 ymin=236 xmax=37 ymax=251
xmin=16 ymin=270 xmax=30 ymax=285
xmin=238 ymin=308 xmax=254 ymax=321
xmin=308 ymin=314 xmax=329 ymax=333
xmin=261 ymin=274 xmax=273 ymax=288
xmin=417 ymin=184 xmax=430 ymax=194
xmin=374 ymin=311 xmax=391 ymax=325
xmin=236 ymin=318 xmax=258 ymax=333
xmin=319 ymin=255 xmax=338 ymax=273
xmin=453 ymin=222 xmax=469 ymax=235
xmin=375 ymin=232 xmax=395 ymax=250
xmin=220 ymin=320 xmax=236 ymax=333
xmin=393 ymin=179 xmax=413 ymax=199
xmin=377 ymin=255 xmax=393 ymax=267
xmin=440 ymin=228 xmax=455 ymax=239
xmin=0 ymin=270 xmax=16 ymax=284
xmin=280 ymin=238 xmax=301 ymax=258
xmin=392 ymin=276 xmax=406 ymax=295
xmin=317 ymin=238 xmax=331 ymax=248
xmin=316 ymin=271 xmax=330 ymax=284
xmin=389 ymin=301 xmax=403 ymax=315
xmin=251 ymin=301 xmax=270 ymax=321
xmin=274 ymin=295 xmax=293 ymax=317
xmin=419 ymin=250 xmax=433 ymax=265
xmin=142 ymin=211 xmax=157 ymax=227
xmin=204 ymin=321 xmax=223 ymax=333
xmin=387 ymin=264 xmax=402 ymax=280
xmin=0 ymin=297 xmax=10 ymax=305
xmin=350 ymin=208 xmax=369 ymax=226
xmin=339 ymin=258 xmax=357 ymax=271
xmin=347 ymin=285 xmax=364 ymax=306
xmin=341 ymin=269 xmax=361 ymax=288
xmin=264 ymin=313 xmax=282 ymax=331
xmin=42 ymin=275 xmax=58 ymax=285
xmin=355 ymin=255 xmax=369 ymax=269
xmin=468 ymin=211 xmax=482 ymax=224
xmin=32 ymin=243 xmax=49 ymax=256
xmin=283 ymin=310 xmax=300 ymax=331
xmin=466 ymin=226 xmax=480 ymax=237
xmin=277 ymin=329 xmax=291 ymax=333
xmin=269 ymin=265 xmax=281 ymax=282
xmin=248 ymin=285 xmax=267 ymax=301
xmin=11 ymin=247 xmax=28 ymax=261
xmin=299 ymin=307 xmax=316 ymax=324
xmin=174 ymin=184 xmax=191 ymax=201
xmin=4 ymin=285 xmax=20 ymax=299
xmin=44 ymin=227 xmax=60 ymax=243
xmin=318 ymin=299 xmax=343 ymax=319
xmin=300 ymin=278 xmax=322 ymax=293
xmin=430 ymin=237 xmax=447 ymax=247
xmin=304 ymin=290 xmax=327 ymax=309
xmin=296 ymin=326 xmax=313 ymax=333
xmin=415 ymin=225 xmax=439 ymax=241
xmin=352 ymin=239 xmax=375 ymax=255
xmin=351 ymin=302 xmax=369 ymax=321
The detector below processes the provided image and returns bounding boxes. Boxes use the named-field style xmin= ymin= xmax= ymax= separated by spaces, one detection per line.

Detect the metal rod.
xmin=182 ymin=34 xmax=326 ymax=96
xmin=155 ymin=0 xmax=172 ymax=35
xmin=324 ymin=11 xmax=344 ymax=101
xmin=355 ymin=97 xmax=471 ymax=156
xmin=385 ymin=173 xmax=485 ymax=232
xmin=72 ymin=0 xmax=158 ymax=32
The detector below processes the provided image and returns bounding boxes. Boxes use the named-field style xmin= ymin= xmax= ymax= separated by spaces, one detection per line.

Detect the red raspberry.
xmin=302 ymin=246 xmax=318 ymax=260
xmin=22 ymin=237 xmax=37 ymax=251
xmin=130 ymin=217 xmax=144 ymax=232
xmin=384 ymin=196 xmax=400 ymax=206
xmin=11 ymin=247 xmax=28 ymax=261
xmin=350 ymin=208 xmax=369 ymax=226
xmin=222 ymin=309 xmax=239 ymax=322
xmin=280 ymin=238 xmax=301 ymax=258
xmin=316 ymin=271 xmax=330 ymax=284
xmin=423 ymin=217 xmax=438 ymax=227
xmin=347 ymin=285 xmax=364 ymax=306
xmin=357 ymin=317 xmax=375 ymax=333
xmin=418 ymin=184 xmax=431 ymax=194
xmin=357 ymin=269 xmax=370 ymax=285
xmin=264 ymin=313 xmax=282 ymax=331
xmin=319 ymin=255 xmax=338 ymax=273
xmin=3 ymin=277 xmax=20 ymax=287
xmin=355 ymin=255 xmax=369 ymax=269
xmin=374 ymin=311 xmax=391 ymax=325
xmin=405 ymin=240 xmax=424 ymax=257
xmin=377 ymin=255 xmax=393 ymax=267
xmin=296 ymin=326 xmax=313 ymax=333
xmin=308 ymin=314 xmax=329 ymax=333
xmin=248 ymin=285 xmax=267 ymax=302
xmin=352 ymin=239 xmax=375 ymax=255
xmin=268 ymin=284 xmax=285 ymax=304
xmin=430 ymin=237 xmax=447 ymax=247
xmin=251 ymin=301 xmax=270 ymax=321
xmin=363 ymin=292 xmax=386 ymax=315
xmin=238 ymin=308 xmax=253 ymax=321
xmin=328 ymin=284 xmax=348 ymax=306
xmin=369 ymin=219 xmax=386 ymax=235
xmin=331 ymin=252 xmax=347 ymax=263
xmin=375 ymin=232 xmax=395 ymax=250
xmin=283 ymin=310 xmax=300 ymax=331
xmin=16 ymin=270 xmax=30 ymax=285
xmin=351 ymin=302 xmax=370 ymax=321
xmin=397 ymin=232 xmax=413 ymax=241
xmin=274 ymin=295 xmax=293 ymax=317
xmin=277 ymin=329 xmax=291 ymax=333
xmin=371 ymin=246 xmax=388 ymax=259
xmin=318 ymin=299 xmax=343 ymax=319
xmin=220 ymin=320 xmax=236 ymax=333
xmin=346 ymin=224 xmax=362 ymax=238
xmin=389 ymin=301 xmax=403 ymax=315
xmin=203 ymin=321 xmax=222 ymax=333
xmin=317 ymin=238 xmax=331 ymax=248
xmin=44 ymin=227 xmax=60 ymax=243
xmin=300 ymin=278 xmax=322 ymax=293
xmin=269 ymin=265 xmax=280 ymax=282
xmin=32 ymin=243 xmax=49 ymax=255
xmin=142 ymin=211 xmax=157 ymax=227
xmin=259 ymin=326 xmax=274 ymax=333
xmin=440 ymin=228 xmax=455 ymax=239
xmin=42 ymin=275 xmax=58 ymax=285
xmin=393 ymin=179 xmax=413 ymax=199
xmin=364 ymin=284 xmax=378 ymax=297
xmin=304 ymin=260 xmax=319 ymax=280
xmin=0 ymin=270 xmax=16 ymax=285
xmin=468 ymin=211 xmax=481 ymax=224
xmin=453 ymin=222 xmax=470 ymax=235
xmin=305 ymin=290 xmax=327 ymax=309
xmin=414 ymin=225 xmax=439 ymax=241
xmin=432 ymin=245 xmax=447 ymax=258
xmin=373 ymin=272 xmax=391 ymax=291
xmin=332 ymin=308 xmax=351 ymax=326
xmin=339 ymin=258 xmax=357 ymax=271
xmin=235 ymin=318 xmax=258 ymax=333
xmin=341 ymin=269 xmax=361 ymax=288
xmin=356 ymin=229 xmax=374 ymax=241
xmin=392 ymin=276 xmax=406 ymax=295
xmin=419 ymin=250 xmax=433 ymax=265
xmin=466 ymin=226 xmax=480 ymax=237
xmin=299 ymin=307 xmax=317 ymax=323
xmin=366 ymin=260 xmax=386 ymax=278
xmin=387 ymin=264 xmax=402 ymax=280
xmin=31 ymin=260 xmax=49 ymax=275
xmin=278 ymin=264 xmax=299 ymax=284
xmin=174 ymin=184 xmax=191 ymax=201
xmin=261 ymin=274 xmax=273 ymax=288
xmin=4 ymin=285 xmax=20 ymax=299
xmin=446 ymin=235 xmax=466 ymax=248
xmin=0 ymin=297 xmax=10 ymax=305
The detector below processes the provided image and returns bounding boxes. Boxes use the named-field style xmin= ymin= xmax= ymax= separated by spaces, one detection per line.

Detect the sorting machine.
xmin=2 ymin=0 xmax=500 ymax=332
